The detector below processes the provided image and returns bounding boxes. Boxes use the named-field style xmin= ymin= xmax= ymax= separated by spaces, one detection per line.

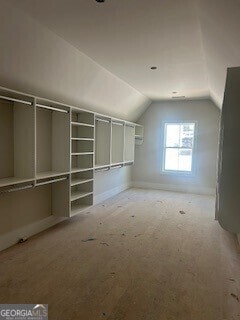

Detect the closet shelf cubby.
xmin=71 ymin=191 xmax=93 ymax=202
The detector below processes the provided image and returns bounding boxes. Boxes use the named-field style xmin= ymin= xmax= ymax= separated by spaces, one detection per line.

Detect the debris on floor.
xmin=179 ymin=210 xmax=186 ymax=214
xmin=228 ymin=278 xmax=235 ymax=282
xmin=81 ymin=238 xmax=97 ymax=242
xmin=18 ymin=237 xmax=28 ymax=244
xmin=121 ymin=233 xmax=125 ymax=236
xmin=230 ymin=293 xmax=239 ymax=302
xmin=134 ymin=234 xmax=142 ymax=238
xmin=131 ymin=215 xmax=135 ymax=218
xmin=100 ymin=242 xmax=109 ymax=246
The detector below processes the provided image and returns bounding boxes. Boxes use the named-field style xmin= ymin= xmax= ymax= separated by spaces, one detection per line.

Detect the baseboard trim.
xmin=132 ymin=181 xmax=215 ymax=196
xmin=0 ymin=215 xmax=66 ymax=252
xmin=94 ymin=183 xmax=131 ymax=205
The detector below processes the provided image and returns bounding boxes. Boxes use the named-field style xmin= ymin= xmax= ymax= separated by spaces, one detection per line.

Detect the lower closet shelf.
xmin=71 ymin=204 xmax=91 ymax=216
xmin=71 ymin=191 xmax=93 ymax=202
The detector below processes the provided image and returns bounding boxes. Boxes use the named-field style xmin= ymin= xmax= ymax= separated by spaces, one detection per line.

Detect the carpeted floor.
xmin=0 ymin=188 xmax=240 ymax=319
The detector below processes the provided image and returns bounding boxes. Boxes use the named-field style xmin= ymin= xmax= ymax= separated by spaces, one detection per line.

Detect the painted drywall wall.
xmin=0 ymin=1 xmax=150 ymax=121
xmin=94 ymin=166 xmax=132 ymax=204
xmin=217 ymin=67 xmax=240 ymax=234
xmin=132 ymin=100 xmax=220 ymax=194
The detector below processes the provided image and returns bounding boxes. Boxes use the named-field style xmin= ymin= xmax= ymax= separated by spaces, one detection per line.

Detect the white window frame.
xmin=162 ymin=122 xmax=196 ymax=175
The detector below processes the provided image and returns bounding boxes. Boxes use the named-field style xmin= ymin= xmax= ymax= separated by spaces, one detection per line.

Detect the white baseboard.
xmin=132 ymin=181 xmax=215 ymax=196
xmin=94 ymin=183 xmax=131 ymax=205
xmin=0 ymin=215 xmax=66 ymax=252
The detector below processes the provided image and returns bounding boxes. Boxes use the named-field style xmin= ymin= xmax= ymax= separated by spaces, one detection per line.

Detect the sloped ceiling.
xmin=8 ymin=0 xmax=240 ymax=108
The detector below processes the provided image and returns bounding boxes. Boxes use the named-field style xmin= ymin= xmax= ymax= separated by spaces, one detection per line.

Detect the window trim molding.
xmin=161 ymin=121 xmax=197 ymax=176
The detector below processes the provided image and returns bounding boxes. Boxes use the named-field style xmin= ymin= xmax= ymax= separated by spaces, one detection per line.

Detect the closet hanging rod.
xmin=36 ymin=103 xmax=68 ymax=114
xmin=95 ymin=118 xmax=110 ymax=123
xmin=0 ymin=95 xmax=32 ymax=106
xmin=112 ymin=121 xmax=124 ymax=126
xmin=125 ymin=124 xmax=135 ymax=128
xmin=111 ymin=165 xmax=123 ymax=169
xmin=36 ymin=177 xmax=67 ymax=186
xmin=0 ymin=184 xmax=33 ymax=194
xmin=95 ymin=167 xmax=110 ymax=172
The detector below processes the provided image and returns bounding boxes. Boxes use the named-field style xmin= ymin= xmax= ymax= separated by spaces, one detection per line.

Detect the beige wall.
xmin=133 ymin=99 xmax=220 ymax=194
xmin=0 ymin=1 xmax=150 ymax=121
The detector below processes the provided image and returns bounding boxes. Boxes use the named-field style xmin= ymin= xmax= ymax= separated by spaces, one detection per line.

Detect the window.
xmin=163 ymin=122 xmax=195 ymax=173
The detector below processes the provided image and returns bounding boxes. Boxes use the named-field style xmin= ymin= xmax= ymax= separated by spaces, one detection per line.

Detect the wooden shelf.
xmin=71 ymin=178 xmax=93 ymax=187
xmin=36 ymin=171 xmax=69 ymax=180
xmin=71 ymin=121 xmax=94 ymax=128
xmin=71 ymin=152 xmax=94 ymax=156
xmin=0 ymin=177 xmax=34 ymax=188
xmin=71 ymin=138 xmax=94 ymax=141
xmin=71 ymin=167 xmax=93 ymax=173
xmin=71 ymin=191 xmax=93 ymax=202
xmin=71 ymin=204 xmax=92 ymax=216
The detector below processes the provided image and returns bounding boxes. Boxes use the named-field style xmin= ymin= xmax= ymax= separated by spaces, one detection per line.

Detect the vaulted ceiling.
xmin=9 ymin=0 xmax=240 ymax=108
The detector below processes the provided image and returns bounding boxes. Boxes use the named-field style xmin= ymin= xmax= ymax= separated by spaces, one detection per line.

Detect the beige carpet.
xmin=0 ymin=188 xmax=240 ymax=319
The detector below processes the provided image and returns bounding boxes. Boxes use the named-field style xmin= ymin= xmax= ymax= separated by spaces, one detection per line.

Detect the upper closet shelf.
xmin=71 ymin=122 xmax=94 ymax=127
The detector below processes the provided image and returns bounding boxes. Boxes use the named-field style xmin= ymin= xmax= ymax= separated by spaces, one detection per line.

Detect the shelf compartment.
xmin=71 ymin=179 xmax=93 ymax=201
xmin=72 ymin=125 xmax=94 ymax=139
xmin=95 ymin=116 xmax=111 ymax=167
xmin=71 ymin=139 xmax=94 ymax=154
xmin=0 ymin=96 xmax=35 ymax=187
xmin=71 ymin=191 xmax=93 ymax=202
xmin=71 ymin=154 xmax=93 ymax=171
xmin=71 ymin=110 xmax=94 ymax=126
xmin=71 ymin=170 xmax=93 ymax=186
xmin=71 ymin=194 xmax=93 ymax=217
xmin=36 ymin=107 xmax=70 ymax=176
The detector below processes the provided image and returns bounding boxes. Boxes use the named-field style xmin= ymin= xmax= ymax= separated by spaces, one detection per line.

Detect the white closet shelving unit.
xmin=70 ymin=109 xmax=94 ymax=216
xmin=0 ymin=86 xmax=143 ymax=219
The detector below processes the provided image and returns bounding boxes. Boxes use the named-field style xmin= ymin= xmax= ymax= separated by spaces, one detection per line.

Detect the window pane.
xmin=180 ymin=124 xmax=195 ymax=148
xmin=178 ymin=149 xmax=192 ymax=171
xmin=164 ymin=148 xmax=179 ymax=170
xmin=165 ymin=124 xmax=180 ymax=147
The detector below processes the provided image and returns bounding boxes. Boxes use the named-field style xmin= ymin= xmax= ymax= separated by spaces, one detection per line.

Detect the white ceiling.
xmin=9 ymin=0 xmax=240 ymax=107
